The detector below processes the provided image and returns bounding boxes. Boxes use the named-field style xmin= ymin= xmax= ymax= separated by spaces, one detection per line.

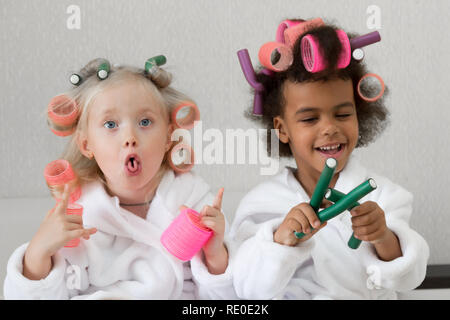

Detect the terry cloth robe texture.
xmin=4 ymin=170 xmax=238 ymax=300
xmin=230 ymin=155 xmax=429 ymax=300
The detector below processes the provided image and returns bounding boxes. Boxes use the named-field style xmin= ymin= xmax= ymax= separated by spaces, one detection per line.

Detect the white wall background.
xmin=1 ymin=0 xmax=449 ymax=290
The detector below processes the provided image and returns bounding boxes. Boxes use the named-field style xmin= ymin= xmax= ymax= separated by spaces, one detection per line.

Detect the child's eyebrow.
xmin=295 ymin=102 xmax=354 ymax=115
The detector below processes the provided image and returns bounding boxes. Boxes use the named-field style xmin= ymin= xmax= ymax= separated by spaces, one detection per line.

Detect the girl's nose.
xmin=321 ymin=118 xmax=339 ymax=137
xmin=123 ymin=129 xmax=138 ymax=148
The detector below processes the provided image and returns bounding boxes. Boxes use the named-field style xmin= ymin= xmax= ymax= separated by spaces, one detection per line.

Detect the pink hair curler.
xmin=168 ymin=143 xmax=194 ymax=174
xmin=171 ymin=101 xmax=200 ymax=130
xmin=64 ymin=203 xmax=83 ymax=248
xmin=44 ymin=159 xmax=81 ymax=203
xmin=47 ymin=94 xmax=79 ymax=137
xmin=275 ymin=20 xmax=303 ymax=43
xmin=336 ymin=29 xmax=351 ymax=69
xmin=357 ymin=73 xmax=385 ymax=102
xmin=258 ymin=42 xmax=294 ymax=72
xmin=47 ymin=94 xmax=79 ymax=126
xmin=301 ymin=29 xmax=351 ymax=73
xmin=49 ymin=126 xmax=76 ymax=137
xmin=283 ymin=18 xmax=324 ymax=47
xmin=161 ymin=208 xmax=212 ymax=261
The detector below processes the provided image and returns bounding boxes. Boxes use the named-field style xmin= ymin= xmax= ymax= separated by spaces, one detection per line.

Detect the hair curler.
xmin=310 ymin=158 xmax=337 ymax=212
xmin=293 ymin=158 xmax=377 ymax=250
xmin=275 ymin=19 xmax=303 ymax=43
xmin=258 ymin=42 xmax=293 ymax=72
xmin=350 ymin=31 xmax=381 ymax=50
xmin=352 ymin=48 xmax=365 ymax=61
xmin=168 ymin=143 xmax=194 ymax=174
xmin=237 ymin=49 xmax=265 ymax=115
xmin=44 ymin=159 xmax=81 ymax=204
xmin=294 ymin=178 xmax=377 ymax=244
xmin=283 ymin=18 xmax=325 ymax=47
xmin=171 ymin=101 xmax=200 ymax=130
xmin=325 ymin=188 xmax=361 ymax=249
xmin=161 ymin=207 xmax=212 ymax=261
xmin=64 ymin=203 xmax=84 ymax=248
xmin=47 ymin=94 xmax=79 ymax=127
xmin=47 ymin=94 xmax=80 ymax=137
xmin=301 ymin=29 xmax=351 ymax=73
xmin=145 ymin=55 xmax=167 ymax=76
xmin=97 ymin=60 xmax=110 ymax=80
xmin=70 ymin=73 xmax=82 ymax=86
xmin=357 ymin=73 xmax=385 ymax=102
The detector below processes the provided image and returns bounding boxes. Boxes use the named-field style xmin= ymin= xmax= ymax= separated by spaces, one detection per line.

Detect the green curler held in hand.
xmin=310 ymin=158 xmax=337 ymax=212
xmin=293 ymin=158 xmax=336 ymax=239
xmin=97 ymin=60 xmax=110 ymax=80
xmin=325 ymin=188 xmax=361 ymax=249
xmin=293 ymin=159 xmax=377 ymax=250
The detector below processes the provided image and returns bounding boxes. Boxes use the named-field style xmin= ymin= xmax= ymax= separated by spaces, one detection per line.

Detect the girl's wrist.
xmin=203 ymin=243 xmax=228 ymax=274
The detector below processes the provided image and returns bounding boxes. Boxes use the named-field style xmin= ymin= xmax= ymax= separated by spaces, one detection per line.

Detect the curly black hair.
xmin=245 ymin=20 xmax=390 ymax=157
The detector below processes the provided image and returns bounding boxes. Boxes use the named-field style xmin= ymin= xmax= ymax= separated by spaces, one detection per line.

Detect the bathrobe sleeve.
xmin=229 ymin=180 xmax=315 ymax=300
xmin=3 ymin=243 xmax=70 ymax=299
xmin=360 ymin=175 xmax=429 ymax=292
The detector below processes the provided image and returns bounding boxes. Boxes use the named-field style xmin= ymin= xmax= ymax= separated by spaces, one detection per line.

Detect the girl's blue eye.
xmin=104 ymin=121 xmax=117 ymax=129
xmin=337 ymin=114 xmax=352 ymax=118
xmin=140 ymin=119 xmax=152 ymax=127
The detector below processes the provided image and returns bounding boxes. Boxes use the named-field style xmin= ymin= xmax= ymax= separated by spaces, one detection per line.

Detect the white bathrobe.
xmin=4 ymin=170 xmax=237 ymax=300
xmin=230 ymin=155 xmax=429 ymax=300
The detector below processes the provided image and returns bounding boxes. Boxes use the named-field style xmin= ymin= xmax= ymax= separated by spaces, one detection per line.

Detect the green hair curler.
xmin=310 ymin=158 xmax=337 ymax=212
xmin=294 ymin=179 xmax=377 ymax=243
xmin=145 ymin=55 xmax=167 ymax=75
xmin=97 ymin=60 xmax=110 ymax=80
xmin=325 ymin=188 xmax=361 ymax=249
xmin=70 ymin=73 xmax=82 ymax=86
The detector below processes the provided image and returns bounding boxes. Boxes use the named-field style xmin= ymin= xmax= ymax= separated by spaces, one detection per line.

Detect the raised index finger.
xmin=55 ymin=184 xmax=71 ymax=215
xmin=212 ymin=187 xmax=224 ymax=210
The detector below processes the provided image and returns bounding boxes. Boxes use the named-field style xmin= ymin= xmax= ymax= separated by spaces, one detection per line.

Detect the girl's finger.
xmin=65 ymin=214 xmax=83 ymax=224
xmin=67 ymin=228 xmax=97 ymax=241
xmin=55 ymin=184 xmax=71 ymax=215
xmin=212 ymin=188 xmax=224 ymax=210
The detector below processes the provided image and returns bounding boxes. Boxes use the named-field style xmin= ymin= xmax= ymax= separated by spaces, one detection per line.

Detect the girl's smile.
xmin=274 ymin=78 xmax=359 ymax=190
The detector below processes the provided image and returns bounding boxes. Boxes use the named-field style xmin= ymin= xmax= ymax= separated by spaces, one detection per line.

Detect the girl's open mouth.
xmin=125 ymin=154 xmax=142 ymax=176
xmin=315 ymin=143 xmax=346 ymax=158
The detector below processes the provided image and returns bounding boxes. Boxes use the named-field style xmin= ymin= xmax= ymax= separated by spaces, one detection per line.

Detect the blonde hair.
xmin=49 ymin=58 xmax=194 ymax=188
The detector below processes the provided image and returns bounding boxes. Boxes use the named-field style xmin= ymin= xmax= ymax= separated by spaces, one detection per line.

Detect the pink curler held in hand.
xmin=161 ymin=208 xmax=212 ymax=261
xmin=64 ymin=203 xmax=83 ymax=248
xmin=44 ymin=159 xmax=81 ymax=203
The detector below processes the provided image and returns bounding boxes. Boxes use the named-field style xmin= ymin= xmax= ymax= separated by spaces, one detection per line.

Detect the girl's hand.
xmin=26 ymin=184 xmax=97 ymax=260
xmin=274 ymin=203 xmax=327 ymax=246
xmin=199 ymin=188 xmax=228 ymax=274
xmin=350 ymin=201 xmax=388 ymax=244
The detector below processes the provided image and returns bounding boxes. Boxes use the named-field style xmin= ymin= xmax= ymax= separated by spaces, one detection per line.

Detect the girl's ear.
xmin=273 ymin=116 xmax=289 ymax=143
xmin=76 ymin=131 xmax=94 ymax=159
